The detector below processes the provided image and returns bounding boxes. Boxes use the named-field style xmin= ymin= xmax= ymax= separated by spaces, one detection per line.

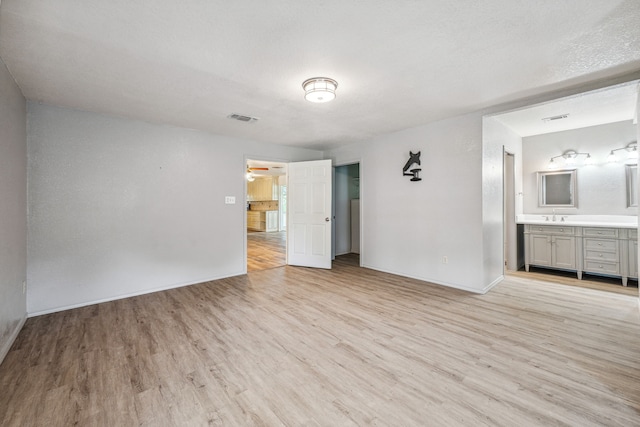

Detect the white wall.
xmin=326 ymin=112 xmax=492 ymax=293
xmin=27 ymin=103 xmax=322 ymax=315
xmin=0 ymin=56 xmax=27 ymax=363
xmin=522 ymin=120 xmax=638 ymax=215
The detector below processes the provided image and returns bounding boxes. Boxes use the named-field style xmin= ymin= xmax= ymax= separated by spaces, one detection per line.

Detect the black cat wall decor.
xmin=402 ymin=151 xmax=422 ymax=181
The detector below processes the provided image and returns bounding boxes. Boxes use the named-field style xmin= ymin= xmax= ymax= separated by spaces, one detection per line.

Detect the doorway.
xmin=333 ymin=163 xmax=361 ymax=263
xmin=246 ymin=159 xmax=287 ymax=272
xmin=491 ymin=80 xmax=639 ymax=295
xmin=504 ymin=151 xmax=517 ymax=272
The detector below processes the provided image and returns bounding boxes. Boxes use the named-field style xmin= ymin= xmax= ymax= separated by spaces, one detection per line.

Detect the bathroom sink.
xmin=516 ymin=214 xmax=637 ymax=228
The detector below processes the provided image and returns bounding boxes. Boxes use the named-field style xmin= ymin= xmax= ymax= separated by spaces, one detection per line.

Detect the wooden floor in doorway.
xmin=247 ymin=230 xmax=286 ymax=272
xmin=1 ymin=256 xmax=639 ymax=426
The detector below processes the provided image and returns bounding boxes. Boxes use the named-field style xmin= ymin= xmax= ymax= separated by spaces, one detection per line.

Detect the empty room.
xmin=1 ymin=1 xmax=640 ymax=426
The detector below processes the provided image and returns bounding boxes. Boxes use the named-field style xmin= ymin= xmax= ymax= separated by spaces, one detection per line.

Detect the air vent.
xmin=542 ymin=114 xmax=569 ymax=122
xmin=227 ymin=113 xmax=259 ymax=123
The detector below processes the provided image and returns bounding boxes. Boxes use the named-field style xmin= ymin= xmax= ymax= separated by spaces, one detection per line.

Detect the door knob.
xmin=325 ymin=217 xmax=330 ymax=222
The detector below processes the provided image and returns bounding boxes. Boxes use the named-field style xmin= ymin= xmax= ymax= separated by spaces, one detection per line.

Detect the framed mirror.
xmin=538 ymin=170 xmax=577 ymax=207
xmin=626 ymin=164 xmax=637 ymax=207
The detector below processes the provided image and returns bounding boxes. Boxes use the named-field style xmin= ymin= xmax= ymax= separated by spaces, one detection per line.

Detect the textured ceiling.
xmin=1 ymin=1 xmax=640 ymax=150
xmin=494 ymin=81 xmax=639 ymax=137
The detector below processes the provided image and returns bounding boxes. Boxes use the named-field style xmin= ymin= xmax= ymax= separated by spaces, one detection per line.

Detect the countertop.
xmin=516 ymin=214 xmax=637 ymax=229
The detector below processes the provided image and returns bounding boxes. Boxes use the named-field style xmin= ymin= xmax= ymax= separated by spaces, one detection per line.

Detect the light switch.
xmin=225 ymin=196 xmax=236 ymax=204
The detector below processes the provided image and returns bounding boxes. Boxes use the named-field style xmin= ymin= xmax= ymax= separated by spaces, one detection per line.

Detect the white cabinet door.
xmin=552 ymin=236 xmax=576 ymax=269
xmin=266 ymin=211 xmax=279 ymax=232
xmin=530 ymin=235 xmax=551 ymax=266
xmin=287 ymin=159 xmax=332 ymax=269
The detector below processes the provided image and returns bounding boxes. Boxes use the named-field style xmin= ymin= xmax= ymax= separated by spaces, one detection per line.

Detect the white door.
xmin=287 ymin=159 xmax=332 ymax=269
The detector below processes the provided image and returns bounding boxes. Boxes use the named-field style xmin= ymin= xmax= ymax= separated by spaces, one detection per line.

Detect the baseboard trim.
xmin=483 ymin=275 xmax=504 ymax=294
xmin=361 ymin=264 xmax=501 ymax=294
xmin=0 ymin=314 xmax=27 ymax=365
xmin=28 ymin=271 xmax=246 ymax=317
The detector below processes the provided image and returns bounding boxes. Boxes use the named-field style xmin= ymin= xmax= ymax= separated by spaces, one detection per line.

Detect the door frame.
xmin=503 ymin=150 xmax=517 ymax=273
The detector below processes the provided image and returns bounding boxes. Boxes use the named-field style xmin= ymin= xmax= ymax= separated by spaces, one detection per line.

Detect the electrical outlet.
xmin=225 ymin=196 xmax=236 ymax=204
xmin=442 ymin=256 xmax=448 ymax=264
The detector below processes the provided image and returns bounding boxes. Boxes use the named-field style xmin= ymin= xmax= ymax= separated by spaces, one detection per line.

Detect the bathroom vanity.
xmin=518 ymin=215 xmax=638 ymax=286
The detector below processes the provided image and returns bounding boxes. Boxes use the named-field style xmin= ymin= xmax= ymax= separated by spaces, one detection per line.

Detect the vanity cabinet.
xmin=525 ymin=226 xmax=580 ymax=277
xmin=582 ymin=227 xmax=621 ymax=281
xmin=524 ymin=224 xmax=637 ymax=286
xmin=629 ymin=229 xmax=638 ymax=279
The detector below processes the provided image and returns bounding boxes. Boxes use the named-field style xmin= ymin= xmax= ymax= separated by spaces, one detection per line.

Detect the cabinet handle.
xmin=599 ymin=265 xmax=603 ymax=268
xmin=560 ymin=228 xmax=564 ymax=232
xmin=599 ymin=254 xmax=603 ymax=257
xmin=598 ymin=243 xmax=602 ymax=246
xmin=597 ymin=231 xmax=602 ymax=234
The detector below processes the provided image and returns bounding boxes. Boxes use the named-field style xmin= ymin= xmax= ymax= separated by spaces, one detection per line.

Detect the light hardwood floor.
xmin=247 ymin=231 xmax=286 ymax=272
xmin=1 ymin=256 xmax=639 ymax=426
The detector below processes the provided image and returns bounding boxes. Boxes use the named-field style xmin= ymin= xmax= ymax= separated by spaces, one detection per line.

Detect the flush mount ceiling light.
xmin=302 ymin=77 xmax=338 ymax=103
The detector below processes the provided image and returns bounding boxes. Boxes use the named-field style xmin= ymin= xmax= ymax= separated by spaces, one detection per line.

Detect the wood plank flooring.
xmin=1 ymin=255 xmax=639 ymax=426
xmin=247 ymin=231 xmax=286 ymax=272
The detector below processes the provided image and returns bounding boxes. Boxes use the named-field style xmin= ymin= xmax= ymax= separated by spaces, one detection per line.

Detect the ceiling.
xmin=493 ymin=81 xmax=639 ymax=137
xmin=1 ymin=1 xmax=639 ymax=150
xmin=247 ymin=159 xmax=287 ymax=177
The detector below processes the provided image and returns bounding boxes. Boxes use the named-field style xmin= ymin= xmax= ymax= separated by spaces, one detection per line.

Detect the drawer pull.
xmin=598 ymin=243 xmax=602 ymax=246
xmin=597 ymin=231 xmax=602 ymax=234
xmin=599 ymin=254 xmax=603 ymax=257
xmin=560 ymin=228 xmax=564 ymax=232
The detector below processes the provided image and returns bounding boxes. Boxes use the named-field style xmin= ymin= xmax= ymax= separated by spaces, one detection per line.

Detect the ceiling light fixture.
xmin=246 ymin=165 xmax=255 ymax=182
xmin=607 ymin=141 xmax=638 ymax=163
xmin=547 ymin=149 xmax=591 ymax=169
xmin=302 ymin=77 xmax=338 ymax=103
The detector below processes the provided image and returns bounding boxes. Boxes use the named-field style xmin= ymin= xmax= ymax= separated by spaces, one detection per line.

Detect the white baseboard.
xmin=482 ymin=275 xmax=504 ymax=294
xmin=361 ymin=264 xmax=502 ymax=294
xmin=28 ymin=271 xmax=246 ymax=317
xmin=0 ymin=314 xmax=27 ymax=365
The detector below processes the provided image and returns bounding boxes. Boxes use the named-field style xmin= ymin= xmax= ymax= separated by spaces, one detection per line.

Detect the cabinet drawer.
xmin=584 ymin=250 xmax=618 ymax=262
xmin=584 ymin=260 xmax=619 ymax=275
xmin=583 ymin=238 xmax=618 ymax=253
xmin=528 ymin=226 xmax=575 ymax=235
xmin=629 ymin=229 xmax=637 ymax=240
xmin=583 ymin=227 xmax=618 ymax=238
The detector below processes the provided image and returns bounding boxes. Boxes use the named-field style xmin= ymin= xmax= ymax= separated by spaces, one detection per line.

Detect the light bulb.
xmin=583 ymin=154 xmax=594 ymax=166
xmin=627 ymin=147 xmax=638 ymax=161
xmin=548 ymin=158 xmax=558 ymax=169
xmin=564 ymin=155 xmax=576 ymax=166
xmin=607 ymin=151 xmax=617 ymax=163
